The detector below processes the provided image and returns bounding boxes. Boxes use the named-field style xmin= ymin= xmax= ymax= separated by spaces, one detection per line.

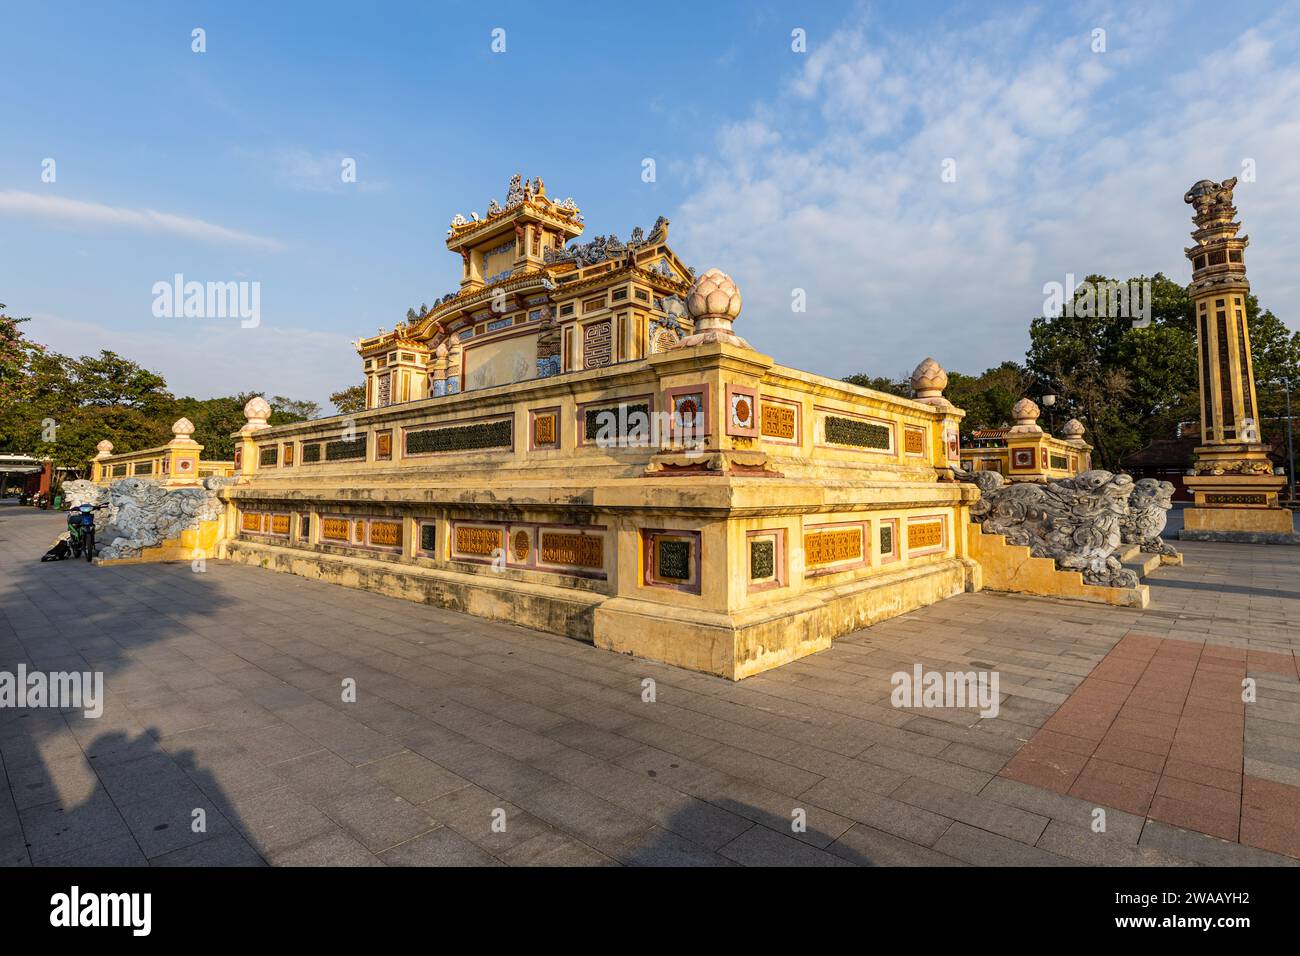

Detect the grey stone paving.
xmin=2 ymin=502 xmax=1298 ymax=866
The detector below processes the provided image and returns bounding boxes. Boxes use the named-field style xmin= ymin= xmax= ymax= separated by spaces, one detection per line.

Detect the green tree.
xmin=1027 ymin=273 xmax=1298 ymax=468
xmin=269 ymin=395 xmax=320 ymax=422
xmin=330 ymin=384 xmax=366 ymax=414
xmin=841 ymin=373 xmax=910 ymax=397
xmin=842 ymin=361 xmax=1029 ymax=438
xmin=0 ymin=303 xmax=43 ymax=410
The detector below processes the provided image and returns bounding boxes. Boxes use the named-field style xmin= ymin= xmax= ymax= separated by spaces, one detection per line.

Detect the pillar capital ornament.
xmin=675 ymin=268 xmax=750 ymax=349
xmin=170 ymin=417 xmax=198 ymax=445
xmin=1008 ymin=397 xmax=1042 ymax=434
xmin=241 ymin=396 xmax=271 ymax=433
xmin=910 ymin=357 xmax=952 ymax=409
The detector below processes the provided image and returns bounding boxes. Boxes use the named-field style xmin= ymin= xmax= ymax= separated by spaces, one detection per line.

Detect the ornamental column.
xmin=1181 ymin=178 xmax=1293 ymax=537
xmin=446 ymin=340 xmax=463 ymax=394
xmin=911 ymin=357 xmax=963 ymax=475
xmin=165 ymin=417 xmax=203 ymax=486
xmin=91 ymin=439 xmax=114 ymax=483
xmin=236 ymin=396 xmax=271 ymax=477
xmin=430 ymin=343 xmax=448 ymax=397
xmin=1005 ymin=398 xmax=1047 ymax=482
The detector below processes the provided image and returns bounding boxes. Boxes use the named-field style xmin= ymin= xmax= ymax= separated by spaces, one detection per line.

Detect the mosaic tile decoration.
xmin=583 ymin=402 xmax=650 ymax=442
xmin=370 ymin=521 xmax=402 ymax=548
xmin=907 ymin=520 xmax=944 ymax=550
xmin=731 ymin=393 xmax=754 ymax=430
xmin=761 ymin=403 xmax=796 ymax=440
xmin=750 ymin=539 xmax=775 ymax=579
xmin=533 ymin=413 xmax=557 ymax=448
xmin=455 ymin=525 xmax=502 ymax=557
xmin=321 ymin=518 xmax=350 ymax=542
xmin=407 ymin=419 xmax=512 ymax=455
xmin=325 ymin=437 xmax=367 ymax=461
xmin=539 ymin=532 xmax=604 ymax=569
xmin=824 ymin=415 xmax=890 ymax=450
xmin=657 ymin=539 xmax=692 ymax=581
xmin=511 ymin=529 xmax=531 ymax=562
xmin=804 ymin=528 xmax=863 ymax=567
xmin=259 ymin=446 xmax=278 ymax=466
xmin=419 ymin=522 xmax=437 ymax=552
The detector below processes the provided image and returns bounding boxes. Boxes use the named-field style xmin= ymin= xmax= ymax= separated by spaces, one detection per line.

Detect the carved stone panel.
xmin=583 ymin=320 xmax=612 ymax=369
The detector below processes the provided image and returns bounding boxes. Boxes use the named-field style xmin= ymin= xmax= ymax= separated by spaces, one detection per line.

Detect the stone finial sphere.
xmin=686 ymin=268 xmax=742 ymax=321
xmin=911 ymin=357 xmax=948 ymax=393
xmin=1012 ymin=398 xmax=1041 ymax=421
xmin=244 ymin=396 xmax=271 ymax=422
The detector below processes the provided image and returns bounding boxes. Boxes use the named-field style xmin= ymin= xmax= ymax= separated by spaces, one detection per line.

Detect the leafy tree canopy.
xmin=329 ymin=384 xmax=366 ymax=415
xmin=0 ymin=313 xmax=319 ymax=471
xmin=846 ymin=273 xmax=1297 ymax=469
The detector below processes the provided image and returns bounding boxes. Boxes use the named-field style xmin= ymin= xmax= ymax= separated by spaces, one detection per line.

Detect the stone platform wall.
xmin=217 ymin=340 xmax=978 ymax=678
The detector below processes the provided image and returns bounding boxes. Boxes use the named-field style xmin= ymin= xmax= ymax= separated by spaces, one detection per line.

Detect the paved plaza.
xmin=2 ymin=502 xmax=1299 ymax=866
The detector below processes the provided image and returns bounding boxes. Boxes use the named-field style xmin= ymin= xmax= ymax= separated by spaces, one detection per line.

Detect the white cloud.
xmin=0 ymin=191 xmax=284 ymax=251
xmin=671 ymin=5 xmax=1300 ymax=383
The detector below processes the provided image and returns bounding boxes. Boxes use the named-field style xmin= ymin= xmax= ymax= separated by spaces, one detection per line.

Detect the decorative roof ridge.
xmin=446 ymin=174 xmax=582 ymax=240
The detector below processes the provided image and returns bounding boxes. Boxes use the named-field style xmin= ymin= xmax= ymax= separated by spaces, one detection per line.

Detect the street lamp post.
xmin=1285 ymin=380 xmax=1296 ymax=504
xmin=1042 ymin=394 xmax=1057 ymax=435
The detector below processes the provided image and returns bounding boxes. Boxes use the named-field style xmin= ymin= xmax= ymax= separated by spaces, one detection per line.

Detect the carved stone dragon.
xmin=1119 ymin=477 xmax=1180 ymax=557
xmin=960 ymin=468 xmax=1140 ymax=589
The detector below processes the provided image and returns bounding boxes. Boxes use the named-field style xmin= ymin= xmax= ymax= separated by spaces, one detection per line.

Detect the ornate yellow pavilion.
xmin=356 ymin=174 xmax=696 ymax=409
xmin=85 ymin=174 xmax=1162 ymax=679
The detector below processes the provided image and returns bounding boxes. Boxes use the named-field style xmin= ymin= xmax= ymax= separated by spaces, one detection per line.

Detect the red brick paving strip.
xmin=1000 ymin=633 xmax=1300 ymax=858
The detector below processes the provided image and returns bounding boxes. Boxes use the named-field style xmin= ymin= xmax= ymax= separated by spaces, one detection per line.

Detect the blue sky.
xmin=3 ymin=0 xmax=1298 ymax=411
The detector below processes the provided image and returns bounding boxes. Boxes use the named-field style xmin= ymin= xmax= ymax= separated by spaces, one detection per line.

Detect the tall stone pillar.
xmin=1180 ymin=178 xmax=1293 ymax=538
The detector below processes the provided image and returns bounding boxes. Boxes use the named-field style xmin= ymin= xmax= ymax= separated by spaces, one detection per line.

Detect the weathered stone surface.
xmin=963 ymin=469 xmax=1138 ymax=589
xmin=61 ymin=476 xmax=226 ymax=559
xmin=1120 ymin=478 xmax=1180 ymax=557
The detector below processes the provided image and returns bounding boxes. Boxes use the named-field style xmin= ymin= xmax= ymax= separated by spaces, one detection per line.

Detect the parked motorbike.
xmin=67 ymin=503 xmax=105 ymax=561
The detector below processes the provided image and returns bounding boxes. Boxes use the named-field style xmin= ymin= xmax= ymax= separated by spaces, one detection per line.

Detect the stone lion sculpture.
xmin=1120 ymin=478 xmax=1179 ymax=557
xmin=60 ymin=477 xmax=225 ymax=559
xmin=962 ymin=468 xmax=1139 ymax=589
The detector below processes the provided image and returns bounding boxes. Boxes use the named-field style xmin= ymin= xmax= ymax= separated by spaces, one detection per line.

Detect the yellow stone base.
xmin=1183 ymin=506 xmax=1295 ymax=534
xmin=223 ymin=539 xmax=603 ymax=640
xmin=221 ymin=538 xmax=972 ymax=681
xmin=94 ymin=519 xmax=223 ymax=566
xmin=594 ymin=558 xmax=974 ymax=680
xmin=967 ymin=525 xmax=1149 ymax=608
